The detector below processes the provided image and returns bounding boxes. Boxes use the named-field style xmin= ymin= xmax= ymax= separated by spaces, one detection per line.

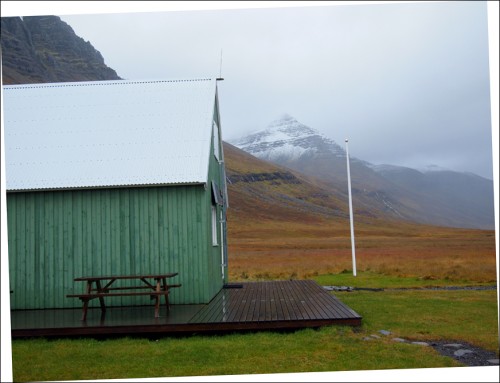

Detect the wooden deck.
xmin=11 ymin=280 xmax=361 ymax=338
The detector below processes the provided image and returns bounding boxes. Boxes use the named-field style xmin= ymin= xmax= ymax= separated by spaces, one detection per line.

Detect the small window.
xmin=211 ymin=205 xmax=218 ymax=246
xmin=213 ymin=120 xmax=220 ymax=161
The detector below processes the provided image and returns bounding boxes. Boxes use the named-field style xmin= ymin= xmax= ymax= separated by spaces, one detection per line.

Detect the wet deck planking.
xmin=11 ymin=280 xmax=361 ymax=338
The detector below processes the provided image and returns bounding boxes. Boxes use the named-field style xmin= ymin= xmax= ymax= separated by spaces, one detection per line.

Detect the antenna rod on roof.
xmin=217 ymin=49 xmax=224 ymax=81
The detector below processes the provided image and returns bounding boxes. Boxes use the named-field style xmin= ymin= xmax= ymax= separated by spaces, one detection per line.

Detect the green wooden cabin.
xmin=3 ymin=78 xmax=229 ymax=309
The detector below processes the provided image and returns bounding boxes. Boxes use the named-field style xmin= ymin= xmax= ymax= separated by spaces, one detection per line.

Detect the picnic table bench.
xmin=67 ymin=273 xmax=181 ymax=320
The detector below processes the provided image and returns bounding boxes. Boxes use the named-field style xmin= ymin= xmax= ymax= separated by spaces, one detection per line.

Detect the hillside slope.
xmin=223 ymin=142 xmax=419 ymax=232
xmin=224 ymin=141 xmax=348 ymax=225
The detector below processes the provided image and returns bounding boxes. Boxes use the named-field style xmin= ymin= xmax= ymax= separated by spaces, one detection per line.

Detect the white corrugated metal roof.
xmin=3 ymin=78 xmax=218 ymax=191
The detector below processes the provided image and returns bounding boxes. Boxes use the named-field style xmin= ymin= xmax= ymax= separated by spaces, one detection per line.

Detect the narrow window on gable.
xmin=211 ymin=205 xmax=218 ymax=246
xmin=213 ymin=120 xmax=220 ymax=161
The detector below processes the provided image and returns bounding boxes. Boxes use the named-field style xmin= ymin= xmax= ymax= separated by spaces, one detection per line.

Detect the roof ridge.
xmin=4 ymin=78 xmax=214 ymax=90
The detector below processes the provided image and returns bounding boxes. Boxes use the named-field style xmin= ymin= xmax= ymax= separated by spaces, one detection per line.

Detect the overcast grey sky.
xmin=4 ymin=2 xmax=498 ymax=179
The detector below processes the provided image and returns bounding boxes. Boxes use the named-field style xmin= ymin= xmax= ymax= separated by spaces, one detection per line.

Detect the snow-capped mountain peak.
xmin=231 ymin=114 xmax=344 ymax=162
xmin=265 ymin=114 xmax=318 ymax=139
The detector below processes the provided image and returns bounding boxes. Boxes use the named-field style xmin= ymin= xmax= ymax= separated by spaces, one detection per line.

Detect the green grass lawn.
xmin=10 ymin=272 xmax=499 ymax=382
xmin=12 ymin=327 xmax=461 ymax=382
xmin=340 ymin=289 xmax=499 ymax=351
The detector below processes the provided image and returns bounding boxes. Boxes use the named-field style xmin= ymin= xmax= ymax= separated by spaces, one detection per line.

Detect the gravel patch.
xmin=429 ymin=340 xmax=499 ymax=367
xmin=362 ymin=332 xmax=498 ymax=366
xmin=443 ymin=343 xmax=463 ymax=348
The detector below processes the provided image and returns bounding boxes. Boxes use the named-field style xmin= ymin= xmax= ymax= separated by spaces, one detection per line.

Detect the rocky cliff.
xmin=1 ymin=16 xmax=121 ymax=84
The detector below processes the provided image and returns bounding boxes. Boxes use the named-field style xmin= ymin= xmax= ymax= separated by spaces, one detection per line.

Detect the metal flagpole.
xmin=345 ymin=139 xmax=357 ymax=276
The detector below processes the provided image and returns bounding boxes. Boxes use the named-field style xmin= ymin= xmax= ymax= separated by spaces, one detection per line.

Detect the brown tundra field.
xmin=227 ymin=218 xmax=497 ymax=283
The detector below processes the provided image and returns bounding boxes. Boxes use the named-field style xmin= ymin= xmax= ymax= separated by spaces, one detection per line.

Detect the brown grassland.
xmin=227 ymin=216 xmax=497 ymax=283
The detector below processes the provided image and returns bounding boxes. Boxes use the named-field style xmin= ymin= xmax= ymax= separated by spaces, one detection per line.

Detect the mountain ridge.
xmin=231 ymin=114 xmax=494 ymax=229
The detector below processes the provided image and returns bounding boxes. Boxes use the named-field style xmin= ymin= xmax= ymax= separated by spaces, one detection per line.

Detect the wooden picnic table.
xmin=67 ymin=273 xmax=181 ymax=320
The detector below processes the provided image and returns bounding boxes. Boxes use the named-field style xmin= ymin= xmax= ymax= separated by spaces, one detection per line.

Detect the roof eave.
xmin=6 ymin=181 xmax=207 ymax=193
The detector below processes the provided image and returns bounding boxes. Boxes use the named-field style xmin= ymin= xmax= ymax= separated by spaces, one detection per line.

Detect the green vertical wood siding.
xmin=7 ymin=184 xmax=220 ymax=309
